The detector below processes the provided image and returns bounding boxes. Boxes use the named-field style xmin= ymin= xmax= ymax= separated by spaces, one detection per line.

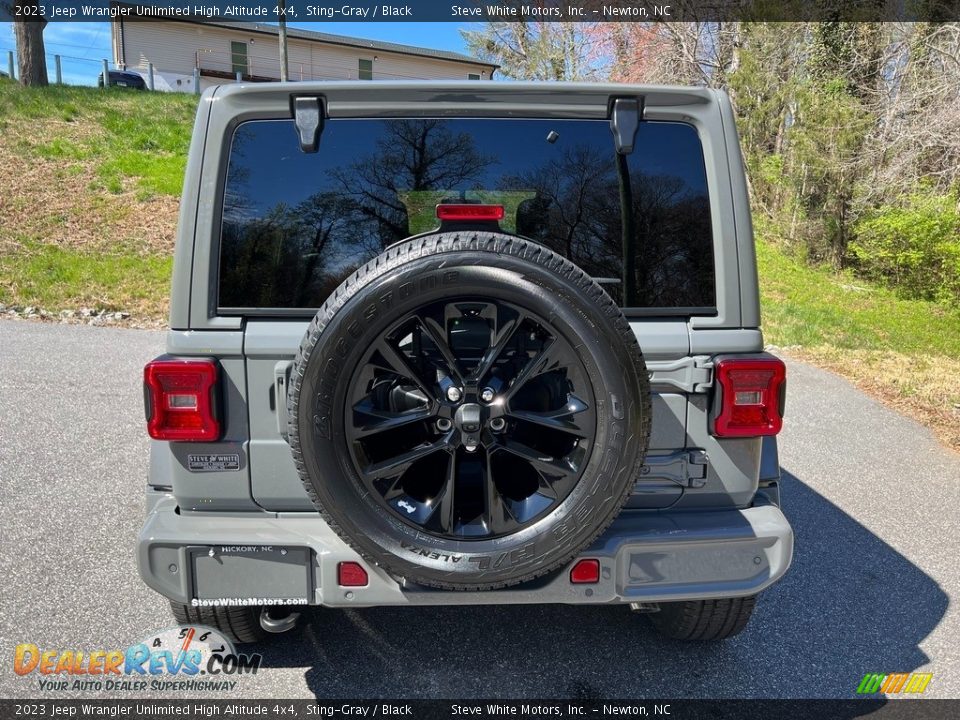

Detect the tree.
xmin=595 ymin=21 xmax=743 ymax=89
xmin=859 ymin=22 xmax=960 ymax=207
xmin=334 ymin=119 xmax=493 ymax=247
xmin=788 ymin=77 xmax=874 ymax=265
xmin=462 ymin=20 xmax=606 ymax=80
xmin=13 ymin=1 xmax=48 ymax=87
xmin=727 ymin=23 xmax=807 ymax=217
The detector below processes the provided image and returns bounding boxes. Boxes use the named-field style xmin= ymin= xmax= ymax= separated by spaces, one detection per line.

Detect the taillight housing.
xmin=711 ymin=356 xmax=786 ymax=437
xmin=143 ymin=358 xmax=221 ymax=441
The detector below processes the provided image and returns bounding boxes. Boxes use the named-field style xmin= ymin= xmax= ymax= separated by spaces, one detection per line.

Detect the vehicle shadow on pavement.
xmin=254 ymin=469 xmax=947 ymax=700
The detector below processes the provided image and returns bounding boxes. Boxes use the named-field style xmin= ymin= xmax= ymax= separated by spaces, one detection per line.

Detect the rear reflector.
xmin=338 ymin=562 xmax=369 ymax=587
xmin=570 ymin=559 xmax=600 ymax=584
xmin=143 ymin=358 xmax=220 ymax=442
xmin=436 ymin=204 xmax=505 ymax=221
xmin=712 ymin=357 xmax=787 ymax=437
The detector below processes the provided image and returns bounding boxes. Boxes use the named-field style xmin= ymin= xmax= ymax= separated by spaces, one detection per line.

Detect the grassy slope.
xmin=0 ymin=81 xmax=196 ymax=317
xmin=758 ymin=240 xmax=960 ymax=450
xmin=1 ymin=82 xmax=957 ymax=448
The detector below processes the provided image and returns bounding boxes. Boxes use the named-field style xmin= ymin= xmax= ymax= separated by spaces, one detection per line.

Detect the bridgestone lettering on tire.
xmin=288 ymin=232 xmax=651 ymax=590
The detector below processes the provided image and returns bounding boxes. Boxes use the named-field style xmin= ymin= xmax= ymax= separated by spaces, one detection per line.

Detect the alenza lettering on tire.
xmin=400 ymin=541 xmax=463 ymax=562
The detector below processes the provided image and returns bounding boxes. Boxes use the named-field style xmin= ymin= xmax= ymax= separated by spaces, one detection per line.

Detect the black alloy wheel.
xmin=345 ymin=298 xmax=597 ymax=540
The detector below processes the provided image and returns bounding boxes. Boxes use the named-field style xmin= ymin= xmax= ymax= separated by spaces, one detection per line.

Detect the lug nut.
xmin=480 ymin=388 xmax=495 ymax=403
xmin=464 ymin=443 xmax=478 ymax=452
xmin=490 ymin=417 xmax=506 ymax=432
xmin=446 ymin=386 xmax=462 ymax=402
xmin=436 ymin=418 xmax=452 ymax=432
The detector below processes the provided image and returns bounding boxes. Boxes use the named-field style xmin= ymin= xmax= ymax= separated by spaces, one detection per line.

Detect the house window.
xmin=358 ymin=58 xmax=373 ymax=80
xmin=468 ymin=73 xmax=481 ymax=80
xmin=231 ymin=41 xmax=248 ymax=77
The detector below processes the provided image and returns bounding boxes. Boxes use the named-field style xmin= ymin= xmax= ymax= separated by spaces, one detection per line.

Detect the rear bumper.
xmin=138 ymin=493 xmax=793 ymax=607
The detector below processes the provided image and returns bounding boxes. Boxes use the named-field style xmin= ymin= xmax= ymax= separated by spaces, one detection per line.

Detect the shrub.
xmin=850 ymin=194 xmax=960 ymax=306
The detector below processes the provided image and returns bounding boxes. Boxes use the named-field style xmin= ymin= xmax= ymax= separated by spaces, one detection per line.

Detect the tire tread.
xmin=169 ymin=602 xmax=265 ymax=644
xmin=650 ymin=596 xmax=757 ymax=641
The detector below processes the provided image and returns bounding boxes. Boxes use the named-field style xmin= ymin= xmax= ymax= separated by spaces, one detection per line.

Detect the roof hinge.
xmin=609 ymin=96 xmax=644 ymax=154
xmin=292 ymin=95 xmax=326 ymax=153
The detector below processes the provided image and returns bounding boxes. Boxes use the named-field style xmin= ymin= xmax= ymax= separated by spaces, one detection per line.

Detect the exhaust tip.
xmin=259 ymin=607 xmax=300 ymax=634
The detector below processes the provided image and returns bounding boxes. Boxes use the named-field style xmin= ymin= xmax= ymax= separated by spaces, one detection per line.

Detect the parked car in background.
xmin=98 ymin=70 xmax=147 ymax=89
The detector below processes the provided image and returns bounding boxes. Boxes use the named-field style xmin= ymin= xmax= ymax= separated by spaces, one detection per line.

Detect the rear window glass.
xmin=219 ymin=118 xmax=715 ymax=312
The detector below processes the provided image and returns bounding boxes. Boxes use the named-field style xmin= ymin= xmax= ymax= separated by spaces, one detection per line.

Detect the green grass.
xmin=757 ymin=238 xmax=960 ymax=356
xmin=97 ymin=149 xmax=187 ymax=196
xmin=0 ymin=238 xmax=172 ymax=315
xmin=0 ymin=81 xmax=196 ymax=197
xmin=0 ymin=82 xmax=189 ymax=318
xmin=33 ymin=137 xmax=93 ymax=161
xmin=758 ymin=237 xmax=960 ymax=450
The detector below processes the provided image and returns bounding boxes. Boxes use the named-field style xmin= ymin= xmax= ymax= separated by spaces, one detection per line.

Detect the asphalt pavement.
xmin=1 ymin=319 xmax=957 ymax=699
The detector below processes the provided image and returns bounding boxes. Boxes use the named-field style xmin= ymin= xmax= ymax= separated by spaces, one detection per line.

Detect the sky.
xmin=0 ymin=21 xmax=477 ymax=85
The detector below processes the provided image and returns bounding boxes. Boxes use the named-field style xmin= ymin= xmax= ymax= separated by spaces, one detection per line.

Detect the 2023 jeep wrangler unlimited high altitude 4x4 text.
xmin=139 ymin=82 xmax=793 ymax=643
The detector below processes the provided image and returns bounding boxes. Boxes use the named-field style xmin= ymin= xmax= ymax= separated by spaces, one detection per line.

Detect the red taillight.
xmin=143 ymin=358 xmax=220 ymax=441
xmin=338 ymin=561 xmax=369 ymax=587
xmin=570 ymin=559 xmax=600 ymax=584
xmin=712 ymin=357 xmax=786 ymax=437
xmin=436 ymin=204 xmax=505 ymax=222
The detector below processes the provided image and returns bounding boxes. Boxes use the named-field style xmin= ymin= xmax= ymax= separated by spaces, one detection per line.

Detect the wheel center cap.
xmin=454 ymin=403 xmax=483 ymax=433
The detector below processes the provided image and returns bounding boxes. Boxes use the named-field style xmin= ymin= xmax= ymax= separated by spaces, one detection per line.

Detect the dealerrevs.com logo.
xmin=14 ymin=626 xmax=262 ymax=693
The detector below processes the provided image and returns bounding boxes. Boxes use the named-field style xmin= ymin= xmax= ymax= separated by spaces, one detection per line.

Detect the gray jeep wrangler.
xmin=139 ymin=82 xmax=793 ymax=643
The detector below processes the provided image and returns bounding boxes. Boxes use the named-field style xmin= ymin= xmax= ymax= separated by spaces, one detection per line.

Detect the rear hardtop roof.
xmin=210 ymin=81 xmax=716 ymax=117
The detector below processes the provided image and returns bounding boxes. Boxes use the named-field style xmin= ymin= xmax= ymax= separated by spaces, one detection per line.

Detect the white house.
xmin=110 ymin=14 xmax=497 ymax=93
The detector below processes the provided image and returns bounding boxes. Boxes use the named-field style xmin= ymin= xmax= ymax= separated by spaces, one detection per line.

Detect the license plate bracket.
xmin=188 ymin=545 xmax=311 ymax=603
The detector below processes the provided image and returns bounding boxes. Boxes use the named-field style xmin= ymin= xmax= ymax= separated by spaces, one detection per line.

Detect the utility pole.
xmin=278 ymin=0 xmax=289 ymax=82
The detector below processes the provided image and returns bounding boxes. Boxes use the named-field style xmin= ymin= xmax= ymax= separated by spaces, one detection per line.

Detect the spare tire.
xmin=288 ymin=232 xmax=650 ymax=590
